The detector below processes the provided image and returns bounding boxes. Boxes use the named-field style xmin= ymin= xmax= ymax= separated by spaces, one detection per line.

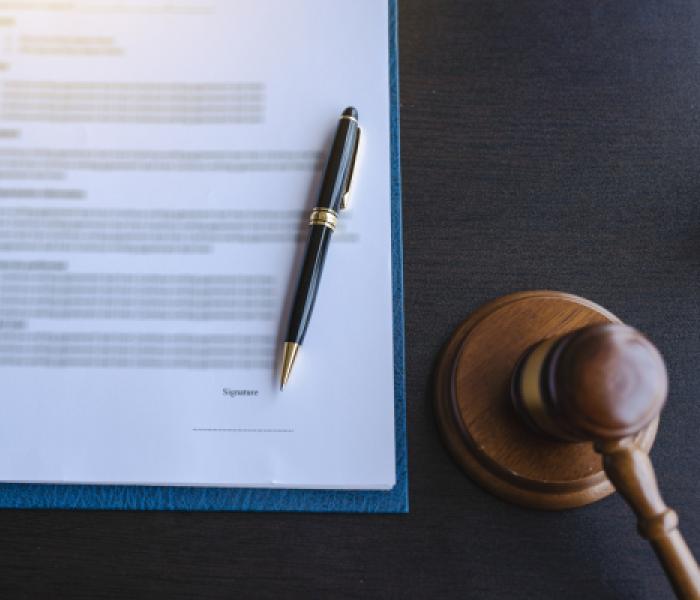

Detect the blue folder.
xmin=0 ymin=0 xmax=406 ymax=513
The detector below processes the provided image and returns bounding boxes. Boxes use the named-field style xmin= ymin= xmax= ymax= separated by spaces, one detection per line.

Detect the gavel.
xmin=512 ymin=323 xmax=700 ymax=599
xmin=434 ymin=291 xmax=700 ymax=599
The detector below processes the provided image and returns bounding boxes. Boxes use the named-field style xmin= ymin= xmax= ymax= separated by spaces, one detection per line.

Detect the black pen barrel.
xmin=286 ymin=224 xmax=333 ymax=344
xmin=317 ymin=109 xmax=360 ymax=211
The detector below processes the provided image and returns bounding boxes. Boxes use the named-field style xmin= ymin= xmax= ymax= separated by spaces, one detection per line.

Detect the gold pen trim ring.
xmin=309 ymin=207 xmax=338 ymax=231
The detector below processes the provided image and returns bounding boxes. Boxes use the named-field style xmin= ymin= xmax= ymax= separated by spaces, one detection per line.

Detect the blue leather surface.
xmin=0 ymin=0 xmax=407 ymax=513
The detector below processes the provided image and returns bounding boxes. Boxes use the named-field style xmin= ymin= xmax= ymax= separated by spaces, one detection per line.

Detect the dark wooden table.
xmin=2 ymin=1 xmax=700 ymax=598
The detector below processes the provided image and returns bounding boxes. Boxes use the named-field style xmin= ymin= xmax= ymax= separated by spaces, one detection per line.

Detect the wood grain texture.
xmin=1 ymin=1 xmax=700 ymax=598
xmin=434 ymin=291 xmax=657 ymax=510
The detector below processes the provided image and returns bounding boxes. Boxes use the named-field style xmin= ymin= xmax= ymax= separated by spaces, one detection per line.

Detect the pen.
xmin=280 ymin=107 xmax=361 ymax=389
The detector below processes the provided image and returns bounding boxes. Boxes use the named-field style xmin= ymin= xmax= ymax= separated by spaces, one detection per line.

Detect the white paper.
xmin=0 ymin=0 xmax=395 ymax=489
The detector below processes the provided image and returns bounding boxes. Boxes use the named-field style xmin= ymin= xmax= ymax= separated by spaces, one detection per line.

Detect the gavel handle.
xmin=596 ymin=438 xmax=700 ymax=600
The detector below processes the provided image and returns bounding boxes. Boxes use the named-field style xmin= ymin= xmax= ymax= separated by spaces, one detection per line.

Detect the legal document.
xmin=0 ymin=0 xmax=396 ymax=489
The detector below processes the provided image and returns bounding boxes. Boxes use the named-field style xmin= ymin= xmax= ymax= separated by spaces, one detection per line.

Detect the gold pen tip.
xmin=280 ymin=342 xmax=300 ymax=391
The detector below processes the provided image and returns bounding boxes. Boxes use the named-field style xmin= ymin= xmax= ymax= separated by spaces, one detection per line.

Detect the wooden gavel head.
xmin=511 ymin=323 xmax=668 ymax=443
xmin=434 ymin=292 xmax=700 ymax=599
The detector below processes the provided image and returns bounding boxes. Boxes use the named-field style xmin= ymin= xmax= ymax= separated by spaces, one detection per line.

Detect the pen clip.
xmin=340 ymin=128 xmax=361 ymax=211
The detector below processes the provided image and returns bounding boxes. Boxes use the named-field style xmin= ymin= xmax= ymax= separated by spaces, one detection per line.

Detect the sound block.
xmin=434 ymin=291 xmax=658 ymax=510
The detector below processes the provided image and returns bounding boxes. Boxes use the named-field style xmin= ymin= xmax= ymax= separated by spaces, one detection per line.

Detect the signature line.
xmin=192 ymin=428 xmax=294 ymax=433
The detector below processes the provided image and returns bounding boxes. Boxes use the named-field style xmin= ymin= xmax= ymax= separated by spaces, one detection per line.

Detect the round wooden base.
xmin=434 ymin=291 xmax=658 ymax=510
